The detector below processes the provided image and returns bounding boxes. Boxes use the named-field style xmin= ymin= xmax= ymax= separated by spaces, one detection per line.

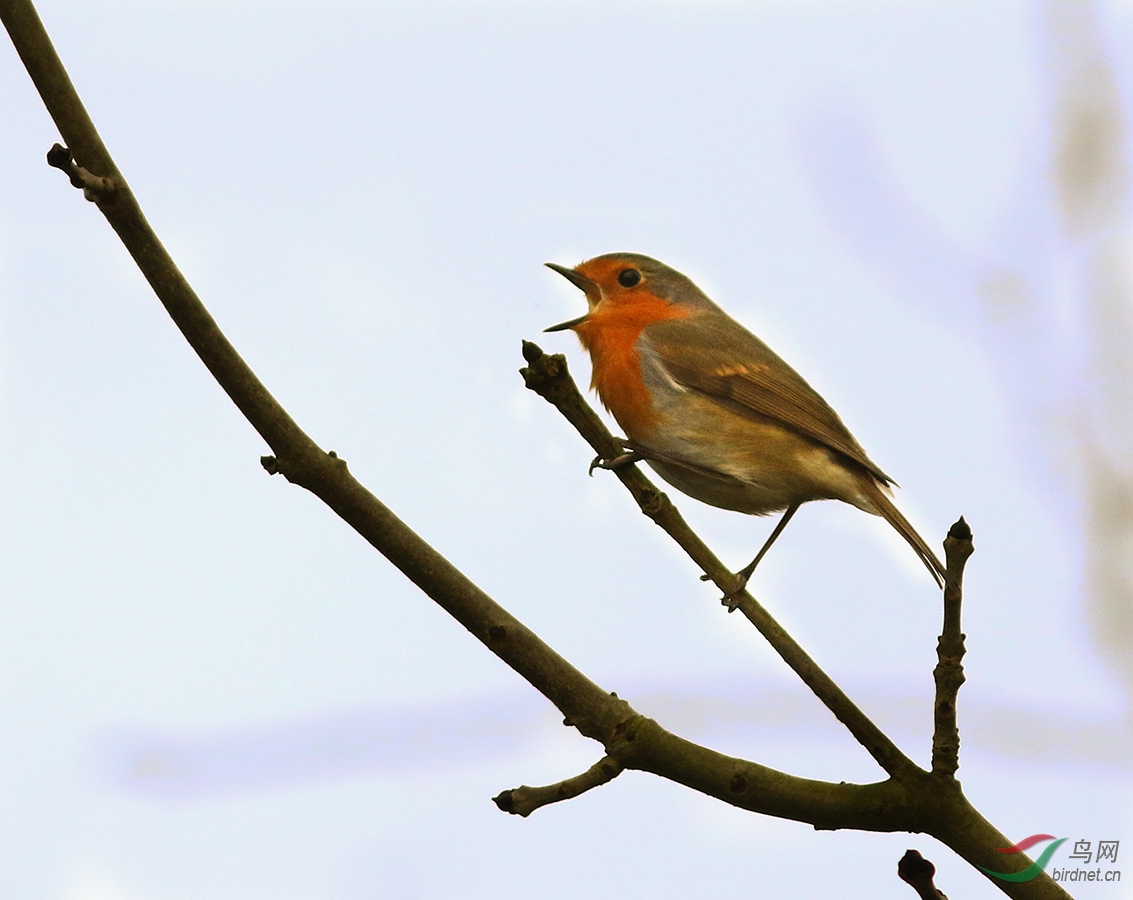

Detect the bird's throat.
xmin=573 ymin=297 xmax=688 ymax=440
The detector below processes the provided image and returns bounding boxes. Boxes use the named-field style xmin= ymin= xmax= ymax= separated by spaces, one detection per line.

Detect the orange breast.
xmin=573 ymin=294 xmax=688 ymax=440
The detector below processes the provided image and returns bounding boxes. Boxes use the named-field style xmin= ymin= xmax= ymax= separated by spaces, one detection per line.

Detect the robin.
xmin=545 ymin=252 xmax=945 ymax=591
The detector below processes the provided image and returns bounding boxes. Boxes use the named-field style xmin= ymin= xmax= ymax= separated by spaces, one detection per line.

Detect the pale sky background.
xmin=2 ymin=1 xmax=1132 ymax=898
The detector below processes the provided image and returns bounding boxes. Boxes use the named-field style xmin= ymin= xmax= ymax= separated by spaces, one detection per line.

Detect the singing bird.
xmin=545 ymin=252 xmax=945 ymax=590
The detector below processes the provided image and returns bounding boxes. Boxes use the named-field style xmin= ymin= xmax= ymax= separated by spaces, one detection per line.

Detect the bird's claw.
xmin=588 ymin=450 xmax=643 ymax=475
xmin=701 ymin=568 xmax=752 ymax=612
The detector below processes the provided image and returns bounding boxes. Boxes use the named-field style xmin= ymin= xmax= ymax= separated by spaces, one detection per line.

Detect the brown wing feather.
xmin=642 ymin=314 xmax=894 ymax=484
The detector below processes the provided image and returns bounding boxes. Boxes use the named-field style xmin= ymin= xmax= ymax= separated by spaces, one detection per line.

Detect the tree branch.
xmin=494 ymin=756 xmax=624 ymax=817
xmin=933 ymin=518 xmax=974 ymax=775
xmin=898 ymin=850 xmax=949 ymax=900
xmin=45 ymin=142 xmax=118 ymax=199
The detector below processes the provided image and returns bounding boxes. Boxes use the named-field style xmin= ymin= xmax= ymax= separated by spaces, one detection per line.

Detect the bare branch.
xmin=494 ymin=756 xmax=624 ymax=817
xmin=898 ymin=850 xmax=949 ymax=900
xmin=45 ymin=142 xmax=118 ymax=200
xmin=932 ymin=517 xmax=974 ymax=776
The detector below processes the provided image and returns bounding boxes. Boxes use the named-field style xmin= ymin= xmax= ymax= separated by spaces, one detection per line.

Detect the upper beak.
xmin=544 ymin=262 xmax=598 ymax=332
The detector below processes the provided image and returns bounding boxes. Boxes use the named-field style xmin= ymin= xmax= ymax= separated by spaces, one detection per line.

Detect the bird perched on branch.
xmin=545 ymin=252 xmax=945 ymax=592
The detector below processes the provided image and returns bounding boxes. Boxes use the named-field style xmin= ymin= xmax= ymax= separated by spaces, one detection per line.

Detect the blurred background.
xmin=1 ymin=0 xmax=1131 ymax=896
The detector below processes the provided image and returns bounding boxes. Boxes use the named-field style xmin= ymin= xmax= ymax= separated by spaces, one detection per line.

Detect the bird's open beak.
xmin=544 ymin=262 xmax=598 ymax=332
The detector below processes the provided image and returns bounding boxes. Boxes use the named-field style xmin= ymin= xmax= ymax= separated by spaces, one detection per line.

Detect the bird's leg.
xmin=737 ymin=503 xmax=799 ymax=581
xmin=589 ymin=441 xmax=644 ymax=475
xmin=709 ymin=503 xmax=801 ymax=609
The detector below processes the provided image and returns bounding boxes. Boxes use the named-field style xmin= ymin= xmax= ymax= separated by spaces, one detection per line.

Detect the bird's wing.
xmin=641 ymin=314 xmax=894 ymax=484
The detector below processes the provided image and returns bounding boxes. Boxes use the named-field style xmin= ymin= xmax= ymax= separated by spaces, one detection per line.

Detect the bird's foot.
xmin=588 ymin=449 xmax=643 ymax=475
xmin=702 ymin=503 xmax=798 ymax=609
xmin=701 ymin=562 xmax=755 ymax=611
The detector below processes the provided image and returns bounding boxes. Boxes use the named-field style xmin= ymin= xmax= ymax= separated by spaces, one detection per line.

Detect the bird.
xmin=544 ymin=252 xmax=945 ymax=592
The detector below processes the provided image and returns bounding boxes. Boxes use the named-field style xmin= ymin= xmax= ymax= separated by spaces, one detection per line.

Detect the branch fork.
xmin=518 ymin=341 xmax=1063 ymax=897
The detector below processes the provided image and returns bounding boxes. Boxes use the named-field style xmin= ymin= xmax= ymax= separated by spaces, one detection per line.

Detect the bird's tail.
xmin=860 ymin=480 xmax=946 ymax=589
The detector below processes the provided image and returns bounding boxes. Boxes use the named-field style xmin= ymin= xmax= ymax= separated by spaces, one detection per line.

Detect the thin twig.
xmin=898 ymin=850 xmax=949 ymax=900
xmin=45 ymin=142 xmax=119 ymax=199
xmin=493 ymin=756 xmax=624 ymax=817
xmin=932 ymin=517 xmax=974 ymax=776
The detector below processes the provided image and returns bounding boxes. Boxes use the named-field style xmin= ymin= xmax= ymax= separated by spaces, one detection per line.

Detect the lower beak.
xmin=544 ymin=313 xmax=589 ymax=332
xmin=544 ymin=262 xmax=598 ymax=331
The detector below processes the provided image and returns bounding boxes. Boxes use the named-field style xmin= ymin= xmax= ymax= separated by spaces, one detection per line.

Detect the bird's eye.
xmin=618 ymin=268 xmax=641 ymax=288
